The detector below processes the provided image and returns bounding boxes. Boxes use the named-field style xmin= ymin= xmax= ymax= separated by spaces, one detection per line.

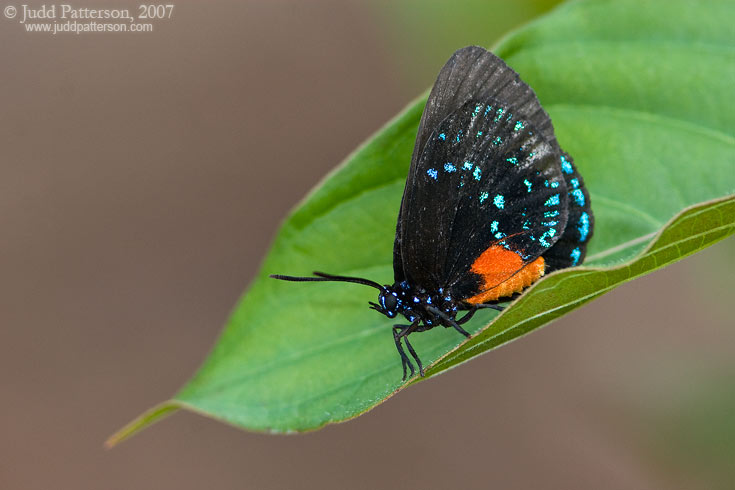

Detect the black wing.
xmin=397 ymin=98 xmax=569 ymax=295
xmin=413 ymin=46 xmax=560 ymax=162
xmin=393 ymin=46 xmax=565 ymax=290
xmin=542 ymin=152 xmax=595 ymax=271
xmin=393 ymin=46 xmax=564 ymax=283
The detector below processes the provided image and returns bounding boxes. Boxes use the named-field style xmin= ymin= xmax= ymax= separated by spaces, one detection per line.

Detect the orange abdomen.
xmin=464 ymin=245 xmax=545 ymax=304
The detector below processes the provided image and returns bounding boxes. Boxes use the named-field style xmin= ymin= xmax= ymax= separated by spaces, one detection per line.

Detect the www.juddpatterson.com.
xmin=24 ymin=19 xmax=153 ymax=33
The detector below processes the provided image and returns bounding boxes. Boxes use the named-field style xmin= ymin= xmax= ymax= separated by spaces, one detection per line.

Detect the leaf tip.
xmin=105 ymin=401 xmax=180 ymax=449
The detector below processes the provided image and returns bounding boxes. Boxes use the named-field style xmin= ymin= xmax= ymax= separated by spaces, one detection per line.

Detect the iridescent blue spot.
xmin=506 ymin=156 xmax=518 ymax=165
xmin=479 ymin=191 xmax=489 ymax=203
xmin=484 ymin=105 xmax=492 ymax=117
xmin=542 ymin=220 xmax=558 ymax=227
xmin=473 ymin=167 xmax=482 ymax=181
xmin=490 ymin=220 xmax=499 ymax=233
xmin=578 ymin=212 xmax=590 ymax=241
xmin=528 ymin=152 xmax=535 ymax=158
xmin=476 ymin=131 xmax=483 ymax=137
xmin=522 ymin=220 xmax=531 ymax=230
xmin=524 ymin=179 xmax=532 ymax=192
xmin=494 ymin=194 xmax=505 ymax=209
xmin=514 ymin=121 xmax=525 ymax=131
xmin=493 ymin=136 xmax=503 ymax=145
xmin=544 ymin=180 xmax=550 ymax=187
xmin=413 ymin=296 xmax=420 ymax=303
xmin=550 ymin=181 xmax=560 ymax=188
xmin=472 ymin=104 xmax=481 ymax=117
xmin=456 ymin=130 xmax=462 ymax=143
xmin=463 ymin=161 xmax=473 ymax=170
xmin=545 ymin=194 xmax=560 ymax=206
xmin=427 ymin=168 xmax=438 ymax=180
xmin=494 ymin=108 xmax=504 ymax=122
xmin=570 ymin=178 xmax=580 ymax=189
xmin=426 ymin=296 xmax=432 ymax=304
xmin=444 ymin=162 xmax=456 ymax=173
xmin=539 ymin=228 xmax=557 ymax=247
xmin=570 ymin=247 xmax=581 ymax=266
xmin=494 ymin=232 xmax=506 ymax=239
xmin=544 ymin=210 xmax=559 ymax=218
xmin=571 ymin=189 xmax=585 ymax=206
xmin=561 ymin=155 xmax=573 ymax=174
xmin=438 ymin=133 xmax=446 ymax=141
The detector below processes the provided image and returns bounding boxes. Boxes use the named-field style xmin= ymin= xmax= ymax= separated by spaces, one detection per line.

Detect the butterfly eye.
xmin=379 ymin=292 xmax=398 ymax=312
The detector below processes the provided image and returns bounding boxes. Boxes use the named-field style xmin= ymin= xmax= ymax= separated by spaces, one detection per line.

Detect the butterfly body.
xmin=272 ymin=46 xmax=594 ymax=379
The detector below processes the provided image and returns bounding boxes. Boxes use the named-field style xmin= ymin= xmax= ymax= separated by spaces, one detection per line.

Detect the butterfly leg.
xmin=449 ymin=320 xmax=471 ymax=338
xmin=457 ymin=307 xmax=478 ymax=325
xmin=426 ymin=305 xmax=471 ymax=338
xmin=393 ymin=325 xmax=413 ymax=380
xmin=457 ymin=302 xmax=504 ymax=325
xmin=402 ymin=333 xmax=424 ymax=377
xmin=476 ymin=303 xmax=505 ymax=311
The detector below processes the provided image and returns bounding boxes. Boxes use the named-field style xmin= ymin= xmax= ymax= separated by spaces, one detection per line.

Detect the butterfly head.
xmin=369 ymin=289 xmax=402 ymax=319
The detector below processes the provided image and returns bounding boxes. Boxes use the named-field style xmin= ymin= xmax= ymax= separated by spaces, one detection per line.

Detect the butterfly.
xmin=271 ymin=46 xmax=594 ymax=380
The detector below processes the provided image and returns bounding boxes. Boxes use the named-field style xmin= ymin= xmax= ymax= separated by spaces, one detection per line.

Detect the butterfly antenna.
xmin=270 ymin=271 xmax=384 ymax=290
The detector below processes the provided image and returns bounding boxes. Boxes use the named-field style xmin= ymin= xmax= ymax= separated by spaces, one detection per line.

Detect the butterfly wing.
xmin=394 ymin=46 xmax=577 ymax=301
xmin=413 ymin=46 xmax=561 ymax=161
xmin=397 ymin=98 xmax=569 ymax=298
xmin=393 ymin=46 xmax=565 ymax=284
xmin=542 ymin=152 xmax=595 ymax=271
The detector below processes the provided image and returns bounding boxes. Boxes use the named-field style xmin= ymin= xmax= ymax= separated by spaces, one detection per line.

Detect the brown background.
xmin=1 ymin=1 xmax=733 ymax=489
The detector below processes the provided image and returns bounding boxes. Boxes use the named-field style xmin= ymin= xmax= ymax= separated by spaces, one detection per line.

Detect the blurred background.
xmin=1 ymin=1 xmax=733 ymax=489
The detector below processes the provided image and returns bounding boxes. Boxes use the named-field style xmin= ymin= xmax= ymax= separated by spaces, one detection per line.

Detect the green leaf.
xmin=108 ymin=0 xmax=735 ymax=444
